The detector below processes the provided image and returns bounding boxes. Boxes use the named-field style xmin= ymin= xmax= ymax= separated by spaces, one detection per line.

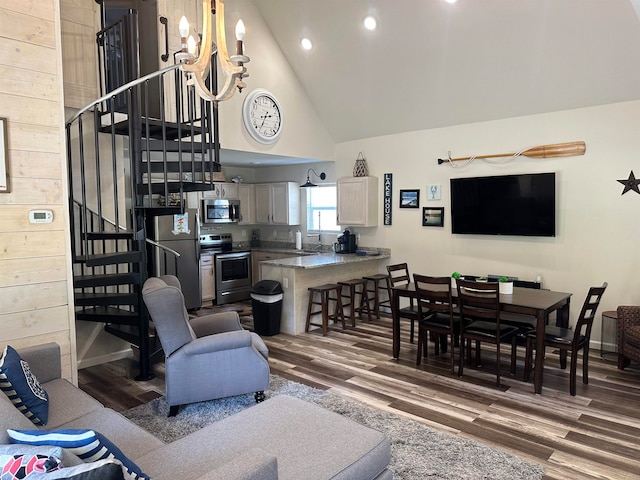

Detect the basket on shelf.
xmin=353 ymin=152 xmax=368 ymax=177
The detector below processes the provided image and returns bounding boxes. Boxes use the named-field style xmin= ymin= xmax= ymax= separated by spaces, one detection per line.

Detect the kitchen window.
xmin=306 ymin=184 xmax=339 ymax=233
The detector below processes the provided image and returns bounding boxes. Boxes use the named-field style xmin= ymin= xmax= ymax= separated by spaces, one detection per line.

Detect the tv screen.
xmin=450 ymin=172 xmax=556 ymax=237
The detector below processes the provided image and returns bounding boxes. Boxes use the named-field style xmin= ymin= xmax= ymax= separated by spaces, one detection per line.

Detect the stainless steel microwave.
xmin=202 ymin=199 xmax=241 ymax=224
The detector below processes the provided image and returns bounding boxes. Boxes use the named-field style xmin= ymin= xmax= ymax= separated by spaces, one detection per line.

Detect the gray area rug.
xmin=123 ymin=375 xmax=544 ymax=480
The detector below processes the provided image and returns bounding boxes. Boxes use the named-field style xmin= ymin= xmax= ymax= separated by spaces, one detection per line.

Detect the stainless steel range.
xmin=200 ymin=233 xmax=252 ymax=305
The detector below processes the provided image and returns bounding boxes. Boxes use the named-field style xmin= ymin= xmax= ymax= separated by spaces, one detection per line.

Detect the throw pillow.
xmin=0 ymin=444 xmax=63 ymax=479
xmin=0 ymin=346 xmax=49 ymax=425
xmin=27 ymin=460 xmax=125 ymax=480
xmin=6 ymin=430 xmax=149 ymax=480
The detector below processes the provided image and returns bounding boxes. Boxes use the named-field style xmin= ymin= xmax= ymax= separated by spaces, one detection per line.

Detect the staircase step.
xmin=75 ymin=292 xmax=138 ymax=306
xmin=143 ymin=139 xmax=206 ymax=153
xmin=104 ymin=323 xmax=154 ymax=346
xmin=74 ymin=272 xmax=140 ymax=288
xmin=86 ymin=232 xmax=134 ymax=241
xmin=99 ymin=115 xmax=200 ymax=141
xmin=136 ymin=181 xmax=216 ymax=195
xmin=75 ymin=251 xmax=143 ymax=267
xmin=76 ymin=306 xmax=139 ymax=325
xmin=140 ymin=161 xmax=221 ymax=174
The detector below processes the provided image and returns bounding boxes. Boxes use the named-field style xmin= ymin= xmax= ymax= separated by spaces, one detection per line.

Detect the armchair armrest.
xmin=189 ymin=311 xmax=243 ymax=337
xmin=181 ymin=330 xmax=253 ymax=356
xmin=617 ymin=306 xmax=640 ymax=335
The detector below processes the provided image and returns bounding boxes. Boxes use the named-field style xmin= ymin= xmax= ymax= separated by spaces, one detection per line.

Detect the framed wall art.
xmin=0 ymin=118 xmax=8 ymax=193
xmin=422 ymin=207 xmax=444 ymax=227
xmin=399 ymin=189 xmax=419 ymax=208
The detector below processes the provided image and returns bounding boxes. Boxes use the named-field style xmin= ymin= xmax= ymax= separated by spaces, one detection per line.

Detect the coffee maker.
xmin=335 ymin=229 xmax=357 ymax=254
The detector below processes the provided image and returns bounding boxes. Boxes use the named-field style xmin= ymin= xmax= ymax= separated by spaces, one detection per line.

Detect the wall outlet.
xmin=283 ymin=277 xmax=289 ymax=289
xmin=241 ymin=230 xmax=247 ymax=238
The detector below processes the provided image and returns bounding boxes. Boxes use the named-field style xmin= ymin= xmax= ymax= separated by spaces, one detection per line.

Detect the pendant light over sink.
xmin=300 ymin=168 xmax=326 ymax=188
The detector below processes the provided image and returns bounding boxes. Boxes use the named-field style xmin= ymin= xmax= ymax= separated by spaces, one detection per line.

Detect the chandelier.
xmin=176 ymin=0 xmax=249 ymax=102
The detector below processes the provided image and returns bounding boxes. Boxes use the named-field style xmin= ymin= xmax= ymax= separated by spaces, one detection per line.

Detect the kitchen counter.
xmin=261 ymin=251 xmax=390 ymax=269
xmin=258 ymin=250 xmax=391 ymax=335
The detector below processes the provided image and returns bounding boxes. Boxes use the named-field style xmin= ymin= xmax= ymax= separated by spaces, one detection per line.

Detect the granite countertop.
xmin=260 ymin=251 xmax=391 ymax=269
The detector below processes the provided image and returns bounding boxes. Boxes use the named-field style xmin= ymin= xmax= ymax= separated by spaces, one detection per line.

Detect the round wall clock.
xmin=242 ymin=88 xmax=283 ymax=144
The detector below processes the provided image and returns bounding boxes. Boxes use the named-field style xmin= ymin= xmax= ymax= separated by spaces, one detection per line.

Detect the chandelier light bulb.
xmin=301 ymin=37 xmax=313 ymax=50
xmin=235 ymin=19 xmax=245 ymax=41
xmin=179 ymin=16 xmax=190 ymax=38
xmin=187 ymin=35 xmax=197 ymax=56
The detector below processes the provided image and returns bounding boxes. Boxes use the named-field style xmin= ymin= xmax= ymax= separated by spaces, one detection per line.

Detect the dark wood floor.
xmin=78 ymin=305 xmax=640 ymax=480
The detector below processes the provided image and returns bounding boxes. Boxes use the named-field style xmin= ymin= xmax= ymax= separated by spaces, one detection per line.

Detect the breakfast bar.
xmin=260 ymin=251 xmax=390 ymax=335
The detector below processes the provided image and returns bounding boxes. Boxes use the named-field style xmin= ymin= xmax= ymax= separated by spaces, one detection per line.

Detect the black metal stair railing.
xmin=66 ymin=8 xmax=224 ymax=379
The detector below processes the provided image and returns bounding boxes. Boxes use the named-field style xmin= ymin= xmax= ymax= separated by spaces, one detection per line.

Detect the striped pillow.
xmin=0 ymin=345 xmax=49 ymax=425
xmin=6 ymin=430 xmax=149 ymax=480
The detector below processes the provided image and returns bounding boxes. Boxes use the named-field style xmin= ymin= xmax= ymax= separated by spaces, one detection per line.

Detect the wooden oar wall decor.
xmin=437 ymin=141 xmax=586 ymax=165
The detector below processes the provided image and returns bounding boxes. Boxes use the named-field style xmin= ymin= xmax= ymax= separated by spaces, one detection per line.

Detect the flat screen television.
xmin=450 ymin=172 xmax=556 ymax=237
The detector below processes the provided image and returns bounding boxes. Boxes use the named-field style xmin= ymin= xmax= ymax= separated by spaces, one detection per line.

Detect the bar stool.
xmin=305 ymin=284 xmax=346 ymax=336
xmin=362 ymin=273 xmax=391 ymax=320
xmin=338 ymin=279 xmax=372 ymax=327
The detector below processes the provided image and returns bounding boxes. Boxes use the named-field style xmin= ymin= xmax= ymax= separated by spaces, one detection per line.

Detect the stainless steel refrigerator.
xmin=153 ymin=209 xmax=201 ymax=310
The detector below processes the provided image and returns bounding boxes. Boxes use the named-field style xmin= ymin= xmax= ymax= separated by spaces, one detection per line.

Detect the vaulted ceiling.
xmin=251 ymin=0 xmax=640 ymax=143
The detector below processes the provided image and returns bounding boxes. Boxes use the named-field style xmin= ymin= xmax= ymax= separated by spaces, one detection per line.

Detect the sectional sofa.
xmin=0 ymin=343 xmax=392 ymax=479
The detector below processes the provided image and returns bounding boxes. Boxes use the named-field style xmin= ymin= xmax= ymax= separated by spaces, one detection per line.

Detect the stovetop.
xmin=200 ymin=233 xmax=232 ymax=253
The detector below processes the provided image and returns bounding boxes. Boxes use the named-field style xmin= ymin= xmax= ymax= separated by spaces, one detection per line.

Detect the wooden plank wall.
xmin=0 ymin=0 xmax=76 ymax=382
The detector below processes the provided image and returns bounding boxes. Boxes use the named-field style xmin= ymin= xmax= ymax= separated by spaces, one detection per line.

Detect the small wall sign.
xmin=383 ymin=173 xmax=393 ymax=225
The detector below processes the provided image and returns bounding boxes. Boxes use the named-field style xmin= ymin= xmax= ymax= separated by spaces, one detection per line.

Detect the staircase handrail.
xmin=145 ymin=238 xmax=181 ymax=258
xmin=66 ymin=64 xmax=183 ymax=126
xmin=72 ymin=199 xmax=129 ymax=232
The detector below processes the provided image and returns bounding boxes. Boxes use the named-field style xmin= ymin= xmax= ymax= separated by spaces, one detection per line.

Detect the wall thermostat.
xmin=29 ymin=209 xmax=53 ymax=224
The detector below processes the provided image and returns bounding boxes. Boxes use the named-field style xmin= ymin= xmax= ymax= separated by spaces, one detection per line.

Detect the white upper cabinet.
xmin=254 ymin=182 xmax=300 ymax=225
xmin=337 ymin=176 xmax=378 ymax=227
xmin=238 ymin=184 xmax=255 ymax=225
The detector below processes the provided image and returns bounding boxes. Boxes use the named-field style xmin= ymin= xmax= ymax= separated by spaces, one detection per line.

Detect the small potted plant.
xmin=498 ymin=276 xmax=513 ymax=294
xmin=451 ymin=271 xmax=461 ymax=288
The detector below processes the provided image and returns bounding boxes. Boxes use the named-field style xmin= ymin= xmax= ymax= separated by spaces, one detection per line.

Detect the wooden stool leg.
xmin=321 ymin=290 xmax=329 ymax=336
xmin=305 ymin=290 xmax=315 ymax=333
xmin=335 ymin=287 xmax=346 ymax=330
xmin=360 ymin=281 xmax=372 ymax=321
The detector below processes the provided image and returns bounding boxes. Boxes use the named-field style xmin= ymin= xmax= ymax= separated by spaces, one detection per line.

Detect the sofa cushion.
xmin=57 ymin=408 xmax=164 ymax=460
xmin=136 ymin=395 xmax=391 ymax=480
xmin=6 ymin=429 xmax=149 ymax=480
xmin=40 ymin=379 xmax=103 ymax=429
xmin=0 ymin=346 xmax=49 ymax=425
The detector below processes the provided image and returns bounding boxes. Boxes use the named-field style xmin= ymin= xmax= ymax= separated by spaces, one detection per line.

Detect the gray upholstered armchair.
xmin=142 ymin=275 xmax=270 ymax=416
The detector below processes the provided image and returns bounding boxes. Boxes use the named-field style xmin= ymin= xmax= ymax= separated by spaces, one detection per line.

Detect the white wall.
xmin=214 ymin=0 xmax=335 ymax=162
xmin=336 ymin=100 xmax=640 ymax=342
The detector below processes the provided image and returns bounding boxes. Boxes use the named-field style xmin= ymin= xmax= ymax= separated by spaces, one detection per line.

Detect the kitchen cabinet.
xmin=254 ymin=182 xmax=300 ymax=225
xmin=200 ymin=253 xmax=215 ymax=304
xmin=337 ymin=176 xmax=378 ymax=227
xmin=252 ymin=251 xmax=300 ymax=284
xmin=238 ymin=184 xmax=255 ymax=225
xmin=202 ymin=182 xmax=238 ymax=200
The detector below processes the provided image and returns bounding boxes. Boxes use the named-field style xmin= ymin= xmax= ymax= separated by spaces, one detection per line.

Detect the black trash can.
xmin=251 ymin=280 xmax=284 ymax=336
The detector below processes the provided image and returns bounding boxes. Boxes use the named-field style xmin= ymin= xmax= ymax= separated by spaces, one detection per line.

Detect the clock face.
xmin=242 ymin=89 xmax=283 ymax=144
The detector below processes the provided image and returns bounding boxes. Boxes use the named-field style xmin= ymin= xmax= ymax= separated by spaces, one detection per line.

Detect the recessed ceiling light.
xmin=301 ymin=37 xmax=313 ymax=50
xmin=364 ymin=16 xmax=377 ymax=31
xmin=445 ymin=0 xmax=458 ymax=3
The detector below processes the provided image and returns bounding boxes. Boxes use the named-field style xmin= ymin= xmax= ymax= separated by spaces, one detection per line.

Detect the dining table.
xmin=391 ymin=283 xmax=573 ymax=394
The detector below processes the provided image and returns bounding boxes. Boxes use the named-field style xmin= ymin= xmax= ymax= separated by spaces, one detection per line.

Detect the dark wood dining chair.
xmin=456 ymin=279 xmax=519 ymax=387
xmin=413 ymin=274 xmax=460 ymax=374
xmin=524 ymin=282 xmax=607 ymax=396
xmin=387 ymin=263 xmax=420 ymax=343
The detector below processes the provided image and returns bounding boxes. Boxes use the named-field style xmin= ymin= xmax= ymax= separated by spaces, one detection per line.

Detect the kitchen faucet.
xmin=307 ymin=212 xmax=322 ymax=252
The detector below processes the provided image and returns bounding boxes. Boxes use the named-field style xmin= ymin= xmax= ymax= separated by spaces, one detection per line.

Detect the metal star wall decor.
xmin=617 ymin=170 xmax=640 ymax=195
